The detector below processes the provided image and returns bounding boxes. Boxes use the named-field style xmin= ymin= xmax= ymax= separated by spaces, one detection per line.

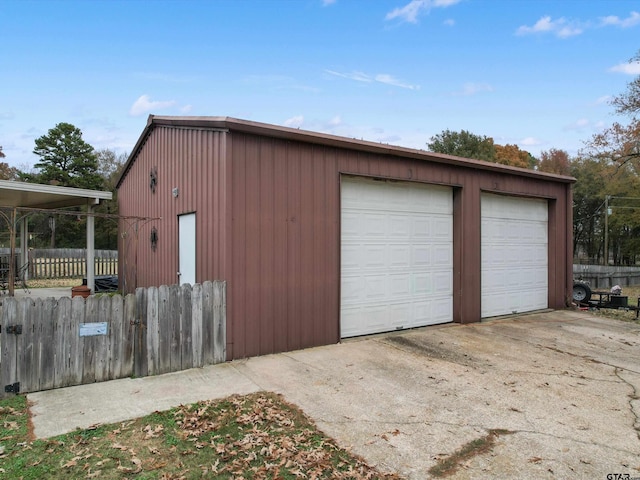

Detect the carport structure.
xmin=0 ymin=180 xmax=112 ymax=295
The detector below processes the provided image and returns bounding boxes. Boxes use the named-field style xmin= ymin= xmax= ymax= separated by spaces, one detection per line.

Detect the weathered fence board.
xmin=191 ymin=283 xmax=203 ymax=368
xmin=146 ymin=286 xmax=160 ymax=376
xmin=134 ymin=287 xmax=148 ymax=378
xmin=38 ymin=298 xmax=55 ymax=391
xmin=0 ymin=281 xmax=226 ymax=398
xmin=214 ymin=282 xmax=226 ymax=363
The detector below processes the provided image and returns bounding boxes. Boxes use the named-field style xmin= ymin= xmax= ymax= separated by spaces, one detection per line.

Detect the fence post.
xmin=134 ymin=287 xmax=148 ymax=378
xmin=213 ymin=281 xmax=226 ymax=364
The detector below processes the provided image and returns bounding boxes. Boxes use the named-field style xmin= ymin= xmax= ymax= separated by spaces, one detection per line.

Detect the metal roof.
xmin=118 ymin=115 xmax=576 ymax=188
xmin=0 ymin=180 xmax=112 ymax=209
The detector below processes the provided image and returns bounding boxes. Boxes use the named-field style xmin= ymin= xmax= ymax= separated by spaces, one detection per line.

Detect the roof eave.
xmin=116 ymin=116 xmax=576 ymax=188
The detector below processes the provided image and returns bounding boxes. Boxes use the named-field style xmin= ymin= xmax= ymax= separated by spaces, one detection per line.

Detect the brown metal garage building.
xmin=117 ymin=116 xmax=575 ymax=360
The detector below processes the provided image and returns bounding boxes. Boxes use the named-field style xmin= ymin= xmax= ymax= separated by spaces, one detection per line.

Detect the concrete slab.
xmin=2 ymin=287 xmax=73 ymax=302
xmin=28 ymin=310 xmax=640 ymax=479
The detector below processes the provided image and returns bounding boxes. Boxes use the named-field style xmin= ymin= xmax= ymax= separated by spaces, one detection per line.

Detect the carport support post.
xmin=19 ymin=216 xmax=28 ymax=280
xmin=86 ymin=201 xmax=97 ymax=293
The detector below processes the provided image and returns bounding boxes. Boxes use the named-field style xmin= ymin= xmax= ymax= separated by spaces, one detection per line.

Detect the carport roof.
xmin=0 ymin=180 xmax=112 ymax=209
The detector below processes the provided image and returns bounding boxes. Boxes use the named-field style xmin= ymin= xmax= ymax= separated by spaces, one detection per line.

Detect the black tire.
xmin=573 ymin=282 xmax=591 ymax=303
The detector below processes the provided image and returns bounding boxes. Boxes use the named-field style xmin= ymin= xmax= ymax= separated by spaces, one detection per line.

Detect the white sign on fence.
xmin=79 ymin=322 xmax=108 ymax=337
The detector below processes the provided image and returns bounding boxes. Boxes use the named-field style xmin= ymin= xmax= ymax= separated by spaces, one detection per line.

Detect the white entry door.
xmin=481 ymin=194 xmax=548 ymax=317
xmin=340 ymin=177 xmax=453 ymax=338
xmin=178 ymin=213 xmax=196 ymax=285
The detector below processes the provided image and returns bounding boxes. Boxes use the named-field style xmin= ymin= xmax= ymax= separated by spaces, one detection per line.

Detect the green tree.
xmin=578 ymin=50 xmax=640 ymax=264
xmin=28 ymin=122 xmax=103 ymax=190
xmin=494 ymin=143 xmax=537 ymax=169
xmin=94 ymin=149 xmax=127 ymax=250
xmin=0 ymin=147 xmax=20 ymax=180
xmin=23 ymin=123 xmax=108 ymax=248
xmin=571 ymin=156 xmax=608 ymax=262
xmin=0 ymin=162 xmax=19 ymax=180
xmin=611 ymin=50 xmax=640 ymax=119
xmin=538 ymin=148 xmax=571 ymax=175
xmin=584 ymin=50 xmax=640 ymax=170
xmin=427 ymin=129 xmax=496 ymax=162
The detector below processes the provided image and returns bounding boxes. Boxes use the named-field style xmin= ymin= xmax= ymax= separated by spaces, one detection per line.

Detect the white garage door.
xmin=340 ymin=177 xmax=453 ymax=338
xmin=481 ymin=194 xmax=548 ymax=317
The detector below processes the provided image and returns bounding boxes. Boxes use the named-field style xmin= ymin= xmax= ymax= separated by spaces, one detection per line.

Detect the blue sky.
xmin=2 ymin=0 xmax=640 ymax=170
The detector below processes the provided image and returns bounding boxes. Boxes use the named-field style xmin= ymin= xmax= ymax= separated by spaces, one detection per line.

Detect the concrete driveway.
xmin=29 ymin=310 xmax=640 ymax=479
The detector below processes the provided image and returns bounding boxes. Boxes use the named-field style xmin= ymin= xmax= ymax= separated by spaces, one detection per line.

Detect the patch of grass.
xmin=0 ymin=392 xmax=402 ymax=479
xmin=26 ymin=278 xmax=79 ymax=289
xmin=428 ymin=429 xmax=514 ymax=478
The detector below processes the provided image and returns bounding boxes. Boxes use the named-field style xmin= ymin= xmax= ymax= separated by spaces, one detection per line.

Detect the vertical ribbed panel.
xmin=118 ymin=127 xmax=227 ymax=292
xmin=119 ymin=125 xmax=572 ymax=361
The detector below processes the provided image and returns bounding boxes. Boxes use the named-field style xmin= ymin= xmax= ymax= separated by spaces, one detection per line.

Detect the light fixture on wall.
xmin=172 ymin=187 xmax=179 ymax=198
xmin=150 ymin=167 xmax=158 ymax=193
xmin=150 ymin=227 xmax=158 ymax=251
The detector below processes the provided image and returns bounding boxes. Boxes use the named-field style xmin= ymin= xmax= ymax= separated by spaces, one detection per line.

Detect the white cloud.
xmin=516 ymin=16 xmax=583 ymax=38
xmin=374 ymin=74 xmax=420 ymax=90
xmin=453 ymin=82 xmax=493 ymax=96
xmin=325 ymin=70 xmax=372 ymax=83
xmin=520 ymin=137 xmax=542 ymax=147
xmin=600 ymin=11 xmax=640 ymax=28
xmin=594 ymin=95 xmax=612 ymax=105
xmin=556 ymin=25 xmax=583 ymax=38
xmin=443 ymin=18 xmax=455 ymax=26
xmin=518 ymin=11 xmax=640 ymax=39
xmin=180 ymin=104 xmax=193 ymax=114
xmin=327 ymin=115 xmax=342 ymax=127
xmin=564 ymin=118 xmax=590 ymax=131
xmin=283 ymin=115 xmax=304 ymax=128
xmin=609 ymin=61 xmax=640 ymax=75
xmin=129 ymin=95 xmax=176 ymax=116
xmin=322 ymin=0 xmax=336 ymax=5
xmin=385 ymin=0 xmax=461 ymax=24
xmin=326 ymin=69 xmax=419 ymax=89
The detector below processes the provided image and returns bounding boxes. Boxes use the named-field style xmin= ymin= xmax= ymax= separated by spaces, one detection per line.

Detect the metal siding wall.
xmin=121 ymin=125 xmax=572 ymax=360
xmin=229 ymin=134 xmax=340 ymax=359
xmin=118 ymin=127 xmax=225 ymax=293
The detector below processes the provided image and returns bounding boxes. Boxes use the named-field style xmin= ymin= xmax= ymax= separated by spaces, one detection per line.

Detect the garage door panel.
xmin=364 ymin=275 xmax=387 ymax=299
xmin=362 ymin=213 xmax=387 ymax=236
xmin=341 ymin=177 xmax=453 ymax=338
xmin=412 ymin=245 xmax=432 ymax=266
xmin=413 ymin=217 xmax=431 ymax=237
xmin=389 ymin=246 xmax=411 ymax=267
xmin=391 ymin=273 xmax=414 ymax=293
xmin=341 ymin=275 xmax=363 ymax=303
xmin=413 ymin=273 xmax=432 ymax=294
xmin=481 ymin=194 xmax=548 ymax=318
xmin=432 ymin=244 xmax=453 ymax=265
xmin=389 ymin=215 xmax=412 ymax=234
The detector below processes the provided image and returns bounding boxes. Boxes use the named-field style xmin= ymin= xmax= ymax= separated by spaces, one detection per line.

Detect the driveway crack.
xmin=614 ymin=367 xmax=640 ymax=441
xmin=319 ymin=417 xmax=640 ymax=457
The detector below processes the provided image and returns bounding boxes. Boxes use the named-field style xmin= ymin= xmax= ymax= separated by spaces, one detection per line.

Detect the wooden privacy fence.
xmin=573 ymin=264 xmax=640 ymax=288
xmin=0 ymin=281 xmax=226 ymax=398
xmin=28 ymin=248 xmax=118 ymax=279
